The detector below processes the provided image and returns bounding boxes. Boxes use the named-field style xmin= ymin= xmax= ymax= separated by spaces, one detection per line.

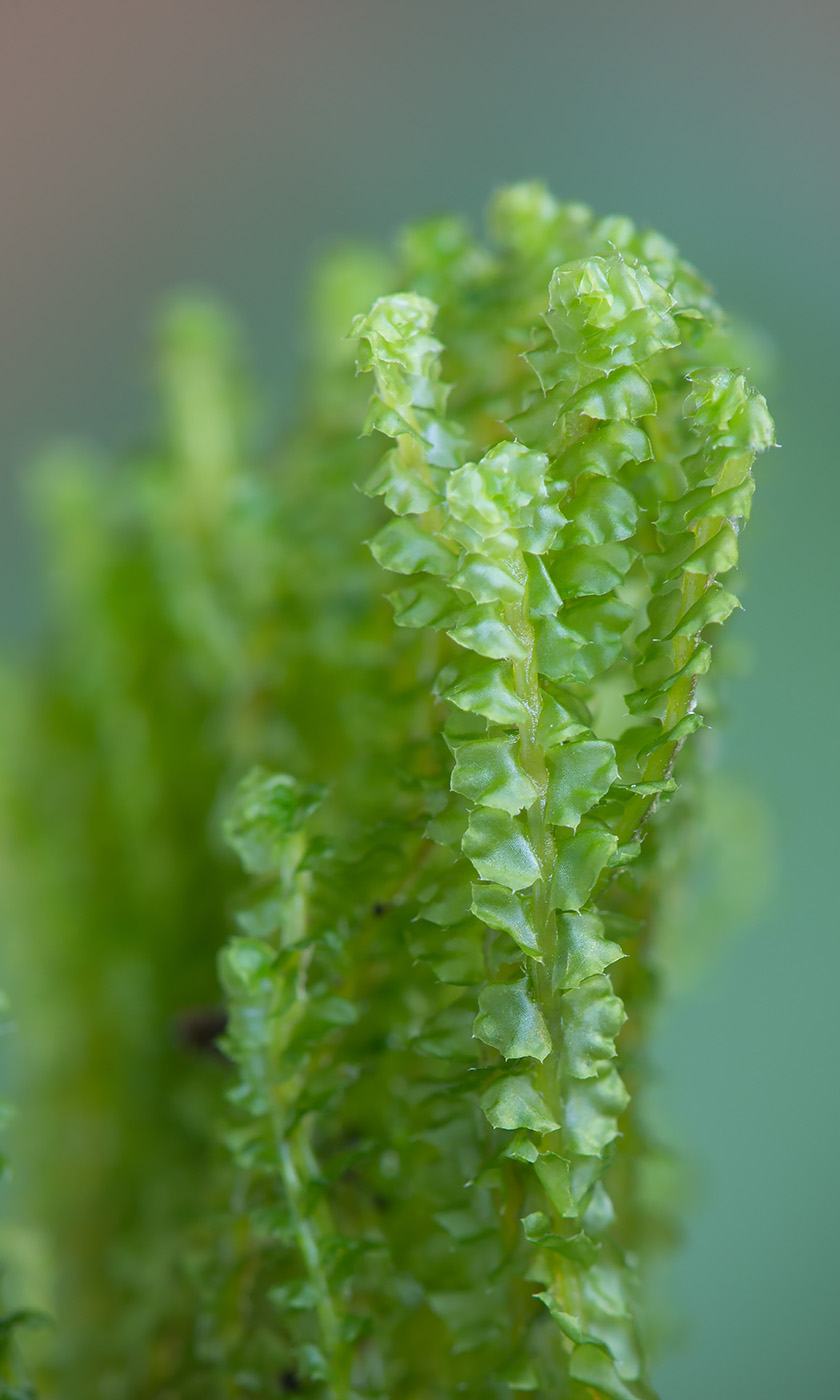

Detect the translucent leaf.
xmin=560 ymin=421 xmax=651 ymax=478
xmin=448 ymin=604 xmax=529 ymax=661
xmin=534 ymin=1291 xmax=593 ymax=1344
xmin=522 ymin=1214 xmax=600 ymax=1264
xmin=545 ymin=741 xmax=618 ymax=829
xmin=550 ymin=830 xmax=617 ymax=911
xmin=416 ymin=878 xmax=472 ymax=926
xmin=479 ymin=440 xmax=549 ymax=509
xmin=474 ymin=980 xmax=551 ymax=1061
xmin=451 ymin=736 xmax=538 ymax=814
xmin=569 ymin=1343 xmax=644 ymax=1400
xmin=506 ymin=1134 xmax=540 ymax=1163
xmin=501 ymin=1356 xmax=539 ymax=1390
xmin=526 ymin=555 xmax=562 ymax=617
xmin=433 ymin=1205 xmax=497 ymax=1244
xmin=451 ymin=555 xmax=525 ymax=605
xmin=224 ymin=768 xmax=322 ymax=876
xmin=427 ymin=1290 xmax=503 ymax=1353
xmin=471 ymin=883 xmax=542 ymax=958
xmin=534 ymin=1150 xmax=575 ymax=1216
xmin=364 ymin=448 xmax=440 ymax=515
xmin=481 ymin=1075 xmax=560 ymax=1133
xmin=362 ymin=395 xmax=421 ymax=440
xmin=688 ymin=477 xmax=755 ymax=524
xmin=442 ymin=664 xmax=529 ymax=725
xmin=563 ymin=1068 xmax=629 ymax=1155
xmin=658 ymin=476 xmax=754 ymax=533
xmin=446 ymin=462 xmax=509 ymax=534
xmin=389 ymin=578 xmax=459 ymax=629
xmin=670 ymin=583 xmax=741 ymax=637
xmin=518 ymin=502 xmax=567 ymax=554
xmin=564 ymin=478 xmax=639 ymax=546
xmin=563 ymin=595 xmax=634 ymax=679
xmin=637 ymin=711 xmax=704 ymax=758
xmin=369 ymin=517 xmax=456 ymax=577
xmin=220 ymin=940 xmax=275 ymax=999
xmin=416 ymin=1003 xmax=475 ymax=1061
xmin=550 ymin=544 xmax=633 ymax=599
xmin=561 ymin=976 xmax=626 ymax=1078
xmin=553 ymin=912 xmax=624 ymax=990
xmin=680 ymin=520 xmax=739 ymax=576
xmin=462 ymin=809 xmax=541 ymax=891
xmin=684 ymin=367 xmax=775 ymax=452
xmin=562 ymin=366 xmax=656 ymax=422
xmin=535 ymin=616 xmax=584 ymax=681
xmin=410 ymin=921 xmax=485 ymax=986
xmin=537 ymin=693 xmax=591 ymax=748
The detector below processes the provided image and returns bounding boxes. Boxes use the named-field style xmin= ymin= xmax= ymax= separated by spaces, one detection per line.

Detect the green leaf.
xmin=474 ymin=980 xmax=551 ymax=1061
xmin=561 ymin=976 xmax=626 ymax=1078
xmin=219 ymin=937 xmax=276 ymax=992
xmin=564 ymin=478 xmax=639 ymax=546
xmin=534 ymin=1150 xmax=575 ymax=1216
xmin=670 ymin=582 xmax=741 ymax=637
xmin=638 ymin=711 xmax=704 ymax=757
xmin=481 ymin=1076 xmax=560 ymax=1134
xmin=410 ymin=921 xmax=486 ymax=986
xmin=545 ymin=740 xmax=618 ymax=828
xmin=535 ymin=615 xmax=584 ymax=681
xmin=687 ymin=477 xmax=755 ymax=524
xmin=569 ymin=1343 xmax=645 ymax=1400
xmin=224 ymin=768 xmax=322 ymax=875
xmin=522 ymin=1214 xmax=600 ymax=1264
xmin=680 ymin=520 xmax=740 ymax=576
xmin=553 ymin=912 xmax=624 ymax=990
xmin=534 ymin=1291 xmax=593 ymax=1344
xmin=550 ymin=544 xmax=633 ymax=599
xmin=451 ymin=736 xmax=538 ymax=814
xmin=518 ymin=502 xmax=567 ymax=554
xmin=550 ymin=830 xmax=618 ymax=911
xmin=562 ymin=366 xmax=656 ymax=422
xmin=536 ymin=693 xmax=591 ymax=748
xmin=364 ymin=447 xmax=441 ymax=515
xmin=433 ymin=1205 xmax=496 ymax=1244
xmin=442 ymin=664 xmax=530 ymax=725
xmin=462 ymin=809 xmax=541 ymax=891
xmin=448 ymin=604 xmax=529 ymax=661
xmin=369 ymin=517 xmax=456 ymax=577
xmin=560 ymin=420 xmax=650 ymax=478
xmin=506 ymin=1133 xmax=540 ymax=1164
xmin=389 ymin=578 xmax=459 ymax=629
xmin=525 ymin=555 xmax=562 ymax=616
xmin=501 ymin=1356 xmax=540 ymax=1390
xmin=563 ymin=1068 xmax=629 ymax=1155
xmin=471 ymin=883 xmax=542 ymax=957
xmin=446 ymin=462 xmax=509 ymax=534
xmin=452 ymin=555 xmax=525 ymax=605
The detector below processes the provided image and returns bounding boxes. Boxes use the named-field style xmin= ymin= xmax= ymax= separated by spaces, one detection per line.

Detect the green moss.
xmin=0 ymin=184 xmax=773 ymax=1398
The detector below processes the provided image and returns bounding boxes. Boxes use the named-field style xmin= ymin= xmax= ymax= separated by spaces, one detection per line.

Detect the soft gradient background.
xmin=1 ymin=2 xmax=837 ymax=1394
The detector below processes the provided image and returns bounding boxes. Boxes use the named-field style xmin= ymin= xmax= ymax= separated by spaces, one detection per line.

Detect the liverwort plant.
xmin=0 ymin=184 xmax=773 ymax=1398
xmin=344 ymin=192 xmax=774 ymax=1396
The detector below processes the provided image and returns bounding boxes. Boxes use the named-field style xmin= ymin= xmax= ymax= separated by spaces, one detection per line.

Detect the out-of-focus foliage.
xmin=0 ymin=184 xmax=773 ymax=1397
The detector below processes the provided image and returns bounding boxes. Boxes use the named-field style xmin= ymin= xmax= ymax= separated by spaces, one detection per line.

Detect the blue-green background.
xmin=1 ymin=2 xmax=837 ymax=1393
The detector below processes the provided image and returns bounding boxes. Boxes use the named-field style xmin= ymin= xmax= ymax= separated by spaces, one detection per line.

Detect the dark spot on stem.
xmin=172 ymin=1005 xmax=229 ymax=1059
xmin=277 ymin=1370 xmax=302 ymax=1392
